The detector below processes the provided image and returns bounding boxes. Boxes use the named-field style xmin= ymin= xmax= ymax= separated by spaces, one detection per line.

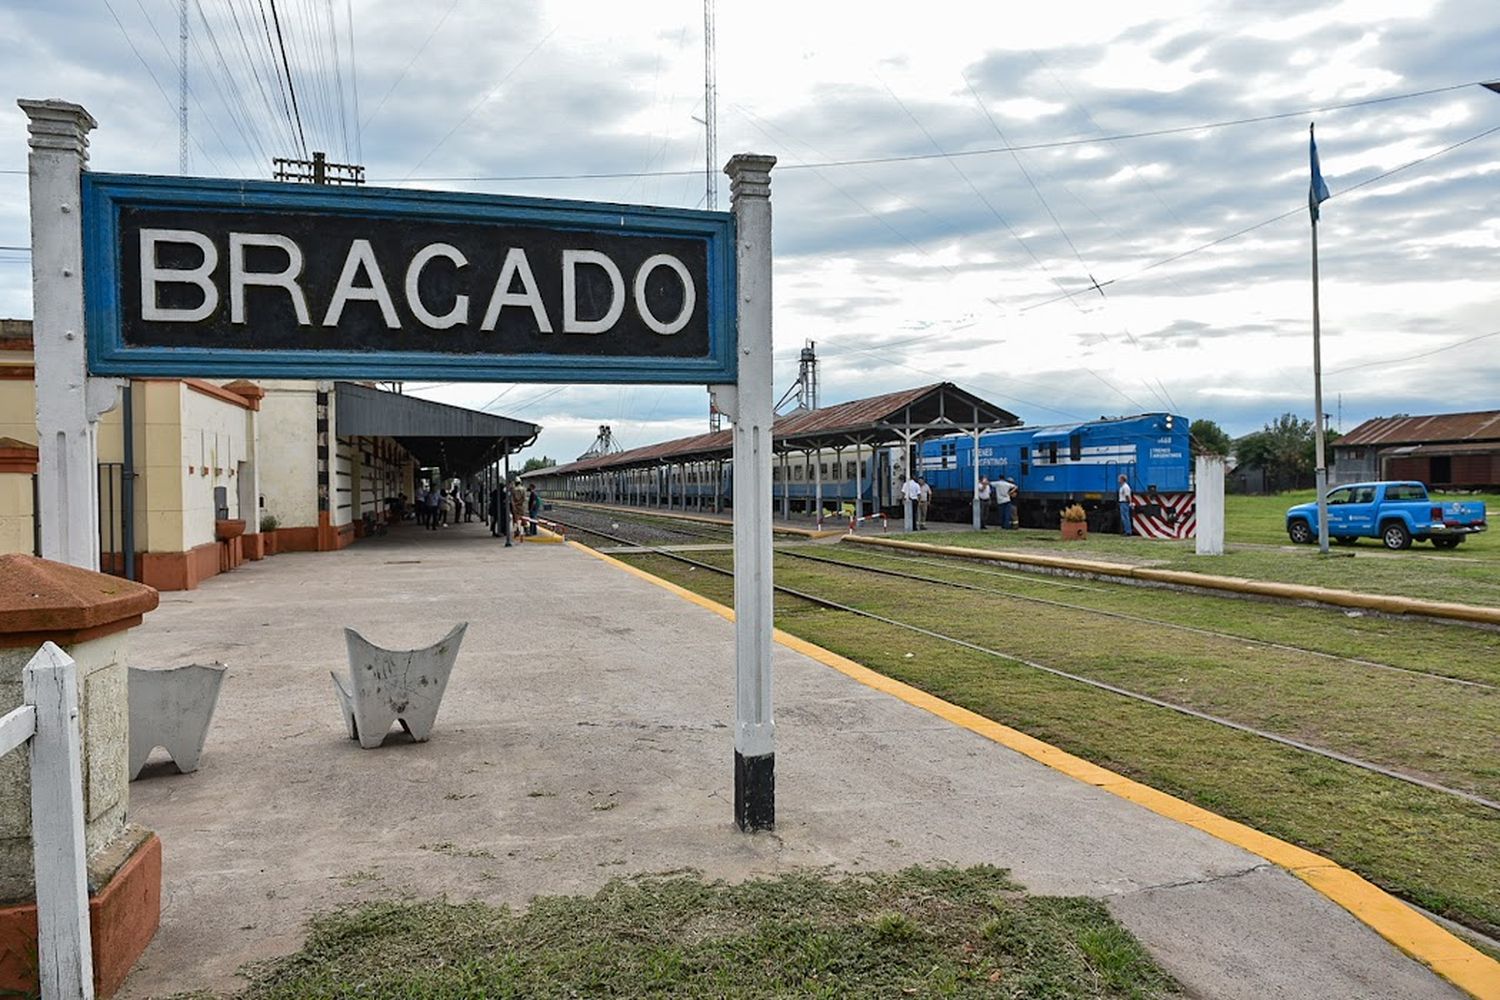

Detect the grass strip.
xmin=216 ymin=867 xmax=1180 ymax=999
xmin=917 ymin=490 xmax=1500 ymax=607
xmin=754 ymin=551 xmax=1500 ymax=802
xmin=813 ymin=545 xmax=1500 ymax=687
xmin=618 ymin=551 xmax=1500 ymax=938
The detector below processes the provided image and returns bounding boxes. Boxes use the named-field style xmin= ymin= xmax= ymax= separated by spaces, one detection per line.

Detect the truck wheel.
xmin=1432 ymin=537 xmax=1461 ymax=549
xmin=1381 ymin=522 xmax=1412 ymax=550
xmin=1287 ymin=519 xmax=1313 ymax=544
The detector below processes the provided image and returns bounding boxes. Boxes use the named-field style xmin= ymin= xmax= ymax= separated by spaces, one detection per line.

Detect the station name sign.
xmin=82 ymin=174 xmax=735 ymax=383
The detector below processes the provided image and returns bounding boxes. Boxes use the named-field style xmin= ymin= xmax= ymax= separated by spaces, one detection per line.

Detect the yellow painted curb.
xmin=569 ymin=538 xmax=1500 ymax=999
xmin=556 ymin=500 xmax=845 ymax=539
xmin=845 ymin=535 xmax=1500 ymax=627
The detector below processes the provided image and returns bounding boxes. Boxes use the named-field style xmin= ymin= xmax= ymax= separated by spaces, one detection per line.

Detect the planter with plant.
xmin=260 ymin=514 xmax=280 ymax=555
xmin=1060 ymin=504 xmax=1088 ymax=540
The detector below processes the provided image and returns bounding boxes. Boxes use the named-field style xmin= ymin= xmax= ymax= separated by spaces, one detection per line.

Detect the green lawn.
xmin=916 ymin=491 xmax=1500 ymax=606
xmin=215 ymin=868 xmax=1180 ymax=999
xmin=613 ymin=547 xmax=1500 ymax=939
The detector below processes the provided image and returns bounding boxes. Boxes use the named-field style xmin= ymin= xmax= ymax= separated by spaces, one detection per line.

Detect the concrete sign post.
xmin=715 ymin=153 xmax=776 ymax=831
xmin=21 ymin=100 xmax=121 ymax=571
xmin=1195 ymin=455 xmax=1226 ymax=556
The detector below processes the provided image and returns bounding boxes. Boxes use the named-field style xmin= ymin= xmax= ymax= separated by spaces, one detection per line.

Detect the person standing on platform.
xmin=510 ymin=481 xmax=527 ymax=543
xmin=1118 ymin=474 xmax=1135 ymax=536
xmin=995 ymin=474 xmax=1016 ymax=530
xmin=976 ymin=476 xmax=993 ymax=530
xmin=527 ymin=485 xmax=541 ymax=536
xmin=425 ymin=488 xmax=441 ymax=530
xmin=917 ymin=477 xmax=932 ymax=530
xmin=901 ymin=473 xmax=922 ymax=530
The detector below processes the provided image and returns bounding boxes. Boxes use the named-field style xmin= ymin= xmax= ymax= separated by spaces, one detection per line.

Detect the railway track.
xmin=777 ymin=547 xmax=1499 ymax=692
xmin=553 ymin=513 xmax=1500 ymax=814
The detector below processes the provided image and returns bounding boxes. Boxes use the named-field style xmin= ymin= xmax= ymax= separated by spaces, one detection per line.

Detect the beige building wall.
xmin=0 ymin=470 xmax=33 ymax=555
xmin=257 ymin=380 xmax=320 ymax=530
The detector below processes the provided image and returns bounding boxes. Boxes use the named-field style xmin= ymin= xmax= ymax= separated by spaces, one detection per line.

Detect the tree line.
xmin=1190 ymin=415 xmax=1340 ymax=494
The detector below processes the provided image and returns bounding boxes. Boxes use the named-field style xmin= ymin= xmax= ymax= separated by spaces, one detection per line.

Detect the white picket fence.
xmin=0 ymin=641 xmax=94 ymax=999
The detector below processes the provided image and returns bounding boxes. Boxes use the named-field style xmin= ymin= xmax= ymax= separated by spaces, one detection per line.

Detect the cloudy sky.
xmin=2 ymin=0 xmax=1497 ymax=463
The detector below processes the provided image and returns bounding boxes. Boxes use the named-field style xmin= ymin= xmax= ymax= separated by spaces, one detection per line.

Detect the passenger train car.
xmin=918 ymin=413 xmax=1195 ymax=535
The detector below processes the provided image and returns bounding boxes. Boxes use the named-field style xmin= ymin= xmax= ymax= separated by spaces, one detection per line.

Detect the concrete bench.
xmin=332 ymin=623 xmax=467 ymax=749
xmin=128 ymin=663 xmax=228 ymax=779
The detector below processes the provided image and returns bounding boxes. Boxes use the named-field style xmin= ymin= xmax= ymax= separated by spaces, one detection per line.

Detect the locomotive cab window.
xmin=1070 ymin=434 xmax=1081 ymax=462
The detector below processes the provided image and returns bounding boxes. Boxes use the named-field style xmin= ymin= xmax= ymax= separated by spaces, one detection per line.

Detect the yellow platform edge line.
xmin=567 ymin=539 xmax=1500 ymax=1000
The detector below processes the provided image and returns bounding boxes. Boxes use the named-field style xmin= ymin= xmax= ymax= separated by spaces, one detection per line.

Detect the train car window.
xmin=772 ymin=468 xmax=781 ymax=481
xmin=1070 ymin=434 xmax=1081 ymax=462
xmin=847 ymin=462 xmax=857 ymax=478
xmin=1048 ymin=443 xmax=1058 ymax=464
xmin=1021 ymin=446 xmax=1029 ymax=460
xmin=820 ymin=463 xmax=828 ymax=476
xmin=795 ymin=466 xmax=804 ymax=481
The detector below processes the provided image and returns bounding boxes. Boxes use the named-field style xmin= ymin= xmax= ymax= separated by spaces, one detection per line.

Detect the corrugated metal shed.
xmin=1337 ymin=411 xmax=1500 ymax=447
xmin=534 ymin=382 xmax=1019 ymax=478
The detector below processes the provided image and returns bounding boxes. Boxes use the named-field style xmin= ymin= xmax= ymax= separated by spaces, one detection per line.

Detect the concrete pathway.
xmin=119 ymin=521 xmax=1461 ymax=998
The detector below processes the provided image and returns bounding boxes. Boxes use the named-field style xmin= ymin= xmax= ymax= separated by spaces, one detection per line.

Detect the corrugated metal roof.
xmin=335 ymin=381 xmax=540 ymax=441
xmin=1336 ymin=411 xmax=1500 ymax=447
xmin=533 ymin=383 xmax=1019 ymax=478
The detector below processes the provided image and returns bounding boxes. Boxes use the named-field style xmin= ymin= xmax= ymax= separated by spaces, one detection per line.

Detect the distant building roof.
xmin=1336 ymin=411 xmax=1500 ymax=448
xmin=529 ymin=382 xmax=1019 ymax=478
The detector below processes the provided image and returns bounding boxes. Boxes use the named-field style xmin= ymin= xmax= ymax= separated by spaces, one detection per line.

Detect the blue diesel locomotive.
xmin=918 ymin=413 xmax=1194 ymax=533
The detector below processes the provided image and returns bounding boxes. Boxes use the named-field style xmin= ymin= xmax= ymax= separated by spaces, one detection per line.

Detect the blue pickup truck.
xmin=1286 ymin=481 xmax=1488 ymax=550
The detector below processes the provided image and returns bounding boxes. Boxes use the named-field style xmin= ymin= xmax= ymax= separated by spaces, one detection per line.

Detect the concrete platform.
xmin=119 ymin=520 xmax=1462 ymax=999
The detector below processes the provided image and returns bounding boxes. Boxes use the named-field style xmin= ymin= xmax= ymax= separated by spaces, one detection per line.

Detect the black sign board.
xmin=83 ymin=174 xmax=735 ymax=383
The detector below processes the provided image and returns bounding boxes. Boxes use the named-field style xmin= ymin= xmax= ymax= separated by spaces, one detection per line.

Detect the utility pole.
xmin=702 ymin=0 xmax=717 ymax=210
xmin=178 ymin=0 xmax=189 ymax=173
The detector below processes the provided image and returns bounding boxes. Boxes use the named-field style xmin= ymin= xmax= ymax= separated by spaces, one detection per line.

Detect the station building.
xmin=1332 ymin=410 xmax=1500 ymax=489
xmin=0 ymin=318 xmax=538 ymax=590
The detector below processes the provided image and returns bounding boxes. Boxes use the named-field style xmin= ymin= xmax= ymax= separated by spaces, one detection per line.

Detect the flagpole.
xmin=1310 ymin=122 xmax=1329 ymax=554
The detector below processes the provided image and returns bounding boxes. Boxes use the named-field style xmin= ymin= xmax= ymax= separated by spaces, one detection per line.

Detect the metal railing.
xmin=0 ymin=643 xmax=94 ymax=999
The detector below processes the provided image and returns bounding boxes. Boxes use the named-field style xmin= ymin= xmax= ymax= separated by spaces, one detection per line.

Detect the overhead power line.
xmin=1018 ymin=119 xmax=1500 ymax=314
xmin=374 ymin=80 xmax=1492 ymax=184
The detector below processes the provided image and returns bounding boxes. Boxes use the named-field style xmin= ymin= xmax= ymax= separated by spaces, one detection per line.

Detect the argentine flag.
xmin=1309 ymin=126 xmax=1331 ymax=222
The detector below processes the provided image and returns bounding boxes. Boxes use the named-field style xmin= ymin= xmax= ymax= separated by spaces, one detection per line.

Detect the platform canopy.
xmin=334 ymin=381 xmax=540 ymax=477
xmin=533 ymin=382 xmax=1019 ymax=479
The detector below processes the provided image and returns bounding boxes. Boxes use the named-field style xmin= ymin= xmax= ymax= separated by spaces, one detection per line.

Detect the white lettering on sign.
xmin=140 ymin=228 xmax=219 ymax=322
xmin=561 ymin=249 xmax=625 ymax=335
xmin=324 ymin=239 xmax=400 ymax=329
xmin=634 ymin=254 xmax=695 ymax=335
xmin=481 ymin=248 xmax=551 ymax=333
xmin=404 ymin=242 xmax=468 ymax=330
xmin=229 ymin=233 xmax=309 ymax=324
xmin=135 ymin=230 xmax=698 ymax=337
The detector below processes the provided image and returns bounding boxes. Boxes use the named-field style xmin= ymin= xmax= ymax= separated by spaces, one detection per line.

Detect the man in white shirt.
xmin=1118 ymin=474 xmax=1134 ymax=536
xmin=902 ymin=474 xmax=922 ymax=531
xmin=995 ymin=474 xmax=1016 ymax=529
xmin=976 ymin=476 xmax=993 ymax=530
xmin=917 ymin=477 xmax=932 ymax=530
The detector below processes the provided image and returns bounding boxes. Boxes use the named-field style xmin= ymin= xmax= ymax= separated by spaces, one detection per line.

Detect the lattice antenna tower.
xmin=578 ymin=424 xmax=623 ymax=460
xmin=796 ymin=340 xmax=819 ymax=411
xmin=178 ymin=0 xmax=189 ymax=173
xmin=703 ymin=0 xmax=717 ymax=210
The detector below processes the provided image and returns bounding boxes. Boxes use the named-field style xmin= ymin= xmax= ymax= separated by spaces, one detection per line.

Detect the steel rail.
xmin=780 ymin=547 xmax=1499 ymax=692
xmin=552 ymin=517 xmax=1500 ymax=814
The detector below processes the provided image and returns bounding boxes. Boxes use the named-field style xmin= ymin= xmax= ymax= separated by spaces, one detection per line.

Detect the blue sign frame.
xmin=82 ymin=173 xmax=737 ymax=384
